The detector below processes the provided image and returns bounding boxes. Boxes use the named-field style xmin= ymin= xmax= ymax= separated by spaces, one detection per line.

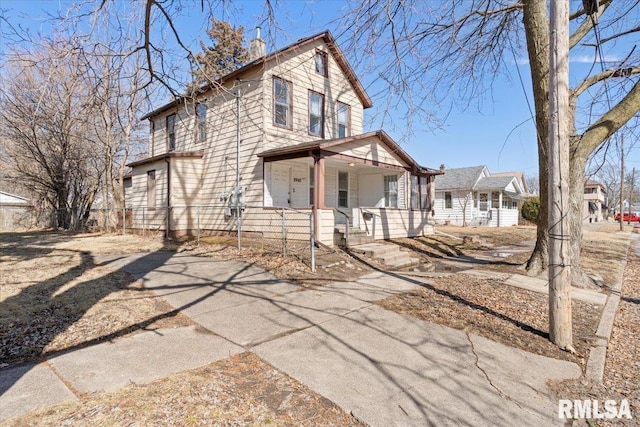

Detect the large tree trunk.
xmin=523 ymin=0 xmax=550 ymax=276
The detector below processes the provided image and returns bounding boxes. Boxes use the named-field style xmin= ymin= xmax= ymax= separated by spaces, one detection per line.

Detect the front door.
xmin=271 ymin=163 xmax=290 ymax=207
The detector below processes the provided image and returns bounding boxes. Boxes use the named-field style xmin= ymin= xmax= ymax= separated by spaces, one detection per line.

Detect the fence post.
xmin=310 ymin=211 xmax=315 ymax=272
xmin=281 ymin=208 xmax=286 ymax=256
xmin=197 ymin=206 xmax=201 ymax=247
xmin=122 ymin=208 xmax=126 ymax=235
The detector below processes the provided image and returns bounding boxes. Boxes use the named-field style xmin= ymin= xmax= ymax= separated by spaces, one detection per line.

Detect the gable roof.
xmin=492 ymin=171 xmax=528 ymax=193
xmin=0 ymin=190 xmax=29 ymax=205
xmin=476 ymin=176 xmax=519 ymax=191
xmin=435 ymin=166 xmax=487 ymax=190
xmin=257 ymin=130 xmax=442 ymax=175
xmin=141 ymin=31 xmax=372 ymax=120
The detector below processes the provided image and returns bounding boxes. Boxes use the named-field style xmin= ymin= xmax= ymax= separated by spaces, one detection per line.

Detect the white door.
xmin=271 ymin=163 xmax=290 ymax=207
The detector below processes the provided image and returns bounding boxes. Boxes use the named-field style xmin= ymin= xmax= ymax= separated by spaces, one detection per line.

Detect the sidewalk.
xmin=1 ymin=252 xmax=581 ymax=426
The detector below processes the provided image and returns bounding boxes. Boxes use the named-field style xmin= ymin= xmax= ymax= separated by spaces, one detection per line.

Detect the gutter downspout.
xmin=165 ymin=157 xmax=171 ymax=239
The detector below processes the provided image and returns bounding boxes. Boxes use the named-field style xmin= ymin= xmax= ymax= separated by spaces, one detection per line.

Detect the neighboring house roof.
xmin=476 ymin=176 xmax=519 ymax=191
xmin=434 ymin=166 xmax=487 ymax=190
xmin=584 ymin=179 xmax=603 ymax=188
xmin=492 ymin=171 xmax=528 ymax=193
xmin=0 ymin=190 xmax=29 ymax=205
xmin=435 ymin=166 xmax=525 ymax=195
xmin=257 ymin=130 xmax=442 ymax=176
xmin=141 ymin=30 xmax=372 ymax=121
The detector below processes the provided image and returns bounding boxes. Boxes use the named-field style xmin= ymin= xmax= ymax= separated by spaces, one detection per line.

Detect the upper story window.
xmin=337 ymin=102 xmax=350 ymax=138
xmin=166 ymin=113 xmax=176 ymax=151
xmin=149 ymin=119 xmax=155 ymax=154
xmin=315 ymin=50 xmax=328 ymax=77
xmin=196 ymin=103 xmax=207 ymax=142
xmin=273 ymin=76 xmax=292 ymax=129
xmin=309 ymin=91 xmax=325 ymax=137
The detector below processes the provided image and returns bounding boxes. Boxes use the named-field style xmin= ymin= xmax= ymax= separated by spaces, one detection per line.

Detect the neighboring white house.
xmin=433 ymin=166 xmax=526 ymax=227
xmin=124 ymin=30 xmax=442 ymax=245
xmin=0 ymin=190 xmax=33 ymax=230
xmin=583 ymin=179 xmax=608 ymax=223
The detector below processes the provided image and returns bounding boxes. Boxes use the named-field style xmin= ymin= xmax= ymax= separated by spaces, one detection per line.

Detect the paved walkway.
xmin=1 ymin=252 xmax=581 ymax=426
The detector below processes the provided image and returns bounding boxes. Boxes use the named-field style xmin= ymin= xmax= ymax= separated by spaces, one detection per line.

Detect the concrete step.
xmin=350 ymin=243 xmax=401 ymax=258
xmin=385 ymin=256 xmax=421 ymax=269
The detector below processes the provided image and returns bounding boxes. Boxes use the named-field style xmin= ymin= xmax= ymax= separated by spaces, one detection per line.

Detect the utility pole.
xmin=548 ymin=0 xmax=574 ymax=352
xmin=629 ymin=167 xmax=636 ymax=225
xmin=620 ymin=135 xmax=625 ymax=231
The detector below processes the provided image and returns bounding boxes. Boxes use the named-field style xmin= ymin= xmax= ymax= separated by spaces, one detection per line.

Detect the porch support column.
xmin=498 ymin=192 xmax=503 ymax=227
xmin=313 ymin=155 xmax=326 ymax=242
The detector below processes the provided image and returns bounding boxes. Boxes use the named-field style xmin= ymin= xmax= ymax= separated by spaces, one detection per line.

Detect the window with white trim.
xmin=338 ymin=171 xmax=348 ymax=208
xmin=273 ymin=77 xmax=292 ymax=128
xmin=337 ymin=102 xmax=350 ymax=138
xmin=309 ymin=91 xmax=324 ymax=137
xmin=384 ymin=175 xmax=398 ymax=208
xmin=196 ymin=103 xmax=207 ymax=142
xmin=166 ymin=114 xmax=176 ymax=151
xmin=315 ymin=50 xmax=328 ymax=77
xmin=444 ymin=192 xmax=452 ymax=209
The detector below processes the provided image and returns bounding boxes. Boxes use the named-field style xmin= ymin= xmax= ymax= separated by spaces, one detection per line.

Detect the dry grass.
xmin=548 ymin=240 xmax=640 ymax=426
xmin=378 ymin=275 xmax=601 ymax=369
xmin=2 ymin=352 xmax=364 ymax=427
xmin=0 ymin=231 xmax=192 ymax=368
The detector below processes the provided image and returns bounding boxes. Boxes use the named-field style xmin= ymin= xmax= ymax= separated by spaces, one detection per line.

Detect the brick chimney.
xmin=249 ymin=27 xmax=266 ymax=61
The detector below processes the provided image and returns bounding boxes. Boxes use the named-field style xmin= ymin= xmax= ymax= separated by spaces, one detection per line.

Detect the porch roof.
xmin=476 ymin=176 xmax=518 ymax=191
xmin=257 ymin=130 xmax=442 ymax=176
xmin=126 ymin=150 xmax=205 ymax=168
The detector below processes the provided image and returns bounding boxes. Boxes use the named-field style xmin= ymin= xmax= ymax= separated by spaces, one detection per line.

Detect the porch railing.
xmin=333 ymin=208 xmax=351 ymax=248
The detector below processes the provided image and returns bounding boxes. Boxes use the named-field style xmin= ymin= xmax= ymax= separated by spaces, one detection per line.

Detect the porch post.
xmin=498 ymin=192 xmax=503 ymax=227
xmin=313 ymin=155 xmax=326 ymax=242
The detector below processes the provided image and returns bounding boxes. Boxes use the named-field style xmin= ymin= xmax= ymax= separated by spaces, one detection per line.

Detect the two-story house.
xmin=583 ymin=179 xmax=608 ymax=222
xmin=124 ymin=30 xmax=441 ymax=245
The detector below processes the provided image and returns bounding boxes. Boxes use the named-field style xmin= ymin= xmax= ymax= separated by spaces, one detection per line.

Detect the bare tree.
xmin=0 ymin=40 xmax=104 ymax=229
xmin=339 ymin=0 xmax=640 ymax=287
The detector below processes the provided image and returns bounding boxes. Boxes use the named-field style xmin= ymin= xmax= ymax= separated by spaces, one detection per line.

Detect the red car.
xmin=614 ymin=212 xmax=640 ymax=222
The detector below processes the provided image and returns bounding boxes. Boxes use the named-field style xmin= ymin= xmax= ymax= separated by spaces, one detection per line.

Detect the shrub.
xmin=521 ymin=197 xmax=540 ymax=223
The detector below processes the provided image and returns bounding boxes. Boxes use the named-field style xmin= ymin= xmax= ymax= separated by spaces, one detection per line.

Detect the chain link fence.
xmin=83 ymin=204 xmax=316 ymax=271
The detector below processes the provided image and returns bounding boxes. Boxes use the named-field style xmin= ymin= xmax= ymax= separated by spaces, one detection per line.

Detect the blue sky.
xmin=2 ymin=0 xmax=636 ymax=178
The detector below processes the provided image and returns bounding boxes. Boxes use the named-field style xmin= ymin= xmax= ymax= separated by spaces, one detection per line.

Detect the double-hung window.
xmin=196 ymin=103 xmax=207 ymax=142
xmin=166 ymin=114 xmax=176 ymax=151
xmin=309 ymin=91 xmax=324 ymax=137
xmin=384 ymin=175 xmax=398 ymax=208
xmin=411 ymin=176 xmax=419 ymax=209
xmin=411 ymin=175 xmax=430 ymax=210
xmin=315 ymin=50 xmax=328 ymax=77
xmin=337 ymin=102 xmax=350 ymax=138
xmin=444 ymin=192 xmax=452 ymax=209
xmin=273 ymin=77 xmax=292 ymax=128
xmin=338 ymin=171 xmax=349 ymax=208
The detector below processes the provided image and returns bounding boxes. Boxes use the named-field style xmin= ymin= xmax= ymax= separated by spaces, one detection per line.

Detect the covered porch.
xmin=257 ymin=130 xmax=442 ymax=246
